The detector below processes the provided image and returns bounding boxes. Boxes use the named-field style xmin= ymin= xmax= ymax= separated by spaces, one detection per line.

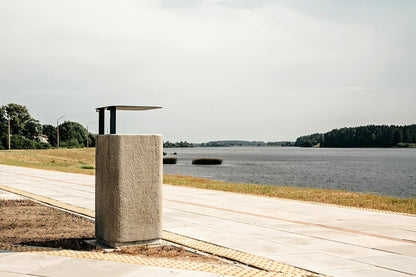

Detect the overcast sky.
xmin=1 ymin=0 xmax=415 ymax=142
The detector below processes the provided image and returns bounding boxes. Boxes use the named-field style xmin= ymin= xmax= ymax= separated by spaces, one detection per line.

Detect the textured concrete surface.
xmin=95 ymin=135 xmax=163 ymax=247
xmin=1 ymin=164 xmax=416 ymax=277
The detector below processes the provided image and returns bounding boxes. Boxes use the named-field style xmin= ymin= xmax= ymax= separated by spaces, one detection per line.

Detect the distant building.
xmin=37 ymin=135 xmax=49 ymax=143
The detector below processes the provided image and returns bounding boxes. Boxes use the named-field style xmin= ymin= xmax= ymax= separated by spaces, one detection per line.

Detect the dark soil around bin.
xmin=0 ymin=200 xmax=226 ymax=264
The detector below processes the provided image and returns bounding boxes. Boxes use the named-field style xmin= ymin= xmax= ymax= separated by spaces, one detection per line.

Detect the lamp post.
xmin=86 ymin=121 xmax=93 ymax=148
xmin=8 ymin=114 xmax=10 ymax=150
xmin=56 ymin=115 xmax=65 ymax=148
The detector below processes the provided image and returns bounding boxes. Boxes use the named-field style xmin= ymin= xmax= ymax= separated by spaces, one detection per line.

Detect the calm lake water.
xmin=163 ymin=147 xmax=416 ymax=198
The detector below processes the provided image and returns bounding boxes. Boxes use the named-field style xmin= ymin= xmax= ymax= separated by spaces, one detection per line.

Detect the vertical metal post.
xmin=57 ymin=121 xmax=60 ymax=148
xmin=98 ymin=108 xmax=105 ymax=135
xmin=110 ymin=107 xmax=116 ymax=134
xmin=86 ymin=121 xmax=92 ymax=147
xmin=56 ymin=115 xmax=65 ymax=148
xmin=8 ymin=115 xmax=11 ymax=150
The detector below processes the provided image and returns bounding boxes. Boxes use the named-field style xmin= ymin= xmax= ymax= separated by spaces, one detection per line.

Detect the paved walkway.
xmin=0 ymin=164 xmax=415 ymax=276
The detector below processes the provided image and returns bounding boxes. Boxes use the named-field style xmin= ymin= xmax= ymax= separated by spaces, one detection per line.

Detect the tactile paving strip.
xmin=0 ymin=184 xmax=326 ymax=276
xmin=162 ymin=231 xmax=323 ymax=277
xmin=0 ymin=242 xmax=281 ymax=277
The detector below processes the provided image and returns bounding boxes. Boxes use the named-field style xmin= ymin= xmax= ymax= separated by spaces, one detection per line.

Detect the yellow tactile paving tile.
xmin=0 ymin=242 xmax=284 ymax=277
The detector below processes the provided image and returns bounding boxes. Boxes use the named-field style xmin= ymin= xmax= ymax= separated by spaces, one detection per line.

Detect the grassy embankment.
xmin=0 ymin=148 xmax=415 ymax=215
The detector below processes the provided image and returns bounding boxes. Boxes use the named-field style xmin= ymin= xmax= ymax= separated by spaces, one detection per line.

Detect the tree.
xmin=10 ymin=135 xmax=35 ymax=149
xmin=87 ymin=133 xmax=97 ymax=147
xmin=295 ymin=124 xmax=416 ymax=148
xmin=58 ymin=121 xmax=88 ymax=147
xmin=1 ymin=103 xmax=101 ymax=149
xmin=42 ymin=124 xmax=57 ymax=147
xmin=393 ymin=129 xmax=403 ymax=146
xmin=22 ymin=120 xmax=42 ymax=140
xmin=1 ymin=103 xmax=33 ymax=135
xmin=403 ymin=126 xmax=410 ymax=143
xmin=0 ymin=120 xmax=7 ymax=149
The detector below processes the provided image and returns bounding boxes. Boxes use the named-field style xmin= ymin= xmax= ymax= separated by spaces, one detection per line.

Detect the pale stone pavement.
xmin=1 ymin=164 xmax=415 ymax=276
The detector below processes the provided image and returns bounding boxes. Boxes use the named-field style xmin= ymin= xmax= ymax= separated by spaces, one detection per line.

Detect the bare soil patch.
xmin=117 ymin=245 xmax=225 ymax=264
xmin=0 ymin=200 xmax=94 ymax=247
xmin=0 ymin=200 xmax=226 ymax=264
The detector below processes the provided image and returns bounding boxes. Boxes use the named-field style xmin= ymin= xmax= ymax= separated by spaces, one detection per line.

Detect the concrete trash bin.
xmin=94 ymin=105 xmax=163 ymax=247
xmin=95 ymin=135 xmax=163 ymax=247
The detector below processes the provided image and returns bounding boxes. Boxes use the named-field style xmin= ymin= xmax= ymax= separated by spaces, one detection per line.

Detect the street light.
xmin=86 ymin=121 xmax=93 ymax=148
xmin=56 ymin=115 xmax=65 ymax=148
xmin=8 ymin=114 xmax=10 ymax=150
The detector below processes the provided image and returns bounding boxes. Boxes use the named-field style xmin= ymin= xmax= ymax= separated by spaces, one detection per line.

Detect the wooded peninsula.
xmin=294 ymin=125 xmax=416 ymax=148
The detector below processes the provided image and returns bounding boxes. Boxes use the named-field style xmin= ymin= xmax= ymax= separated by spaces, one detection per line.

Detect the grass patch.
xmin=0 ymin=148 xmax=415 ymax=214
xmin=0 ymin=148 xmax=96 ymax=175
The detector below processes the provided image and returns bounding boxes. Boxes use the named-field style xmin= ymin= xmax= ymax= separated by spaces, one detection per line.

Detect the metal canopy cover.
xmin=96 ymin=105 xmax=162 ymax=135
xmin=96 ymin=105 xmax=162 ymax=112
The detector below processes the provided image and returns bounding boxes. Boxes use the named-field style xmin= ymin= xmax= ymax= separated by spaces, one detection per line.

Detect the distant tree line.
xmin=196 ymin=140 xmax=294 ymax=147
xmin=294 ymin=125 xmax=416 ymax=148
xmin=163 ymin=140 xmax=295 ymax=148
xmin=0 ymin=103 xmax=96 ymax=150
xmin=163 ymin=141 xmax=194 ymax=148
xmin=265 ymin=141 xmax=295 ymax=147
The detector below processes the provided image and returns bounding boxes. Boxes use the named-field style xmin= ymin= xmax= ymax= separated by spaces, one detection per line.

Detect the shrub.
xmin=0 ymin=134 xmax=7 ymax=149
xmin=192 ymin=158 xmax=222 ymax=165
xmin=60 ymin=138 xmax=82 ymax=148
xmin=35 ymin=142 xmax=51 ymax=149
xmin=163 ymin=157 xmax=177 ymax=164
xmin=10 ymin=135 xmax=35 ymax=149
xmin=80 ymin=165 xmax=95 ymax=169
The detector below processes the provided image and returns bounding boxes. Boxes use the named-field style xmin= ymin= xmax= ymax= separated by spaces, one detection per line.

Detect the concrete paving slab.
xmin=0 ymin=272 xmax=30 ymax=277
xmin=316 ymin=243 xmax=390 ymax=260
xmin=367 ymin=228 xmax=416 ymax=241
xmin=353 ymin=254 xmax=416 ymax=275
xmin=0 ymin=252 xmax=69 ymax=274
xmin=380 ymin=244 xmax=416 ymax=257
xmin=323 ymin=266 xmax=413 ymax=277
xmin=275 ymin=252 xmax=366 ymax=271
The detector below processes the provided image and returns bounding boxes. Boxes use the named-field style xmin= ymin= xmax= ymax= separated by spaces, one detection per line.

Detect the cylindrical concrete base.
xmin=95 ymin=135 xmax=163 ymax=247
